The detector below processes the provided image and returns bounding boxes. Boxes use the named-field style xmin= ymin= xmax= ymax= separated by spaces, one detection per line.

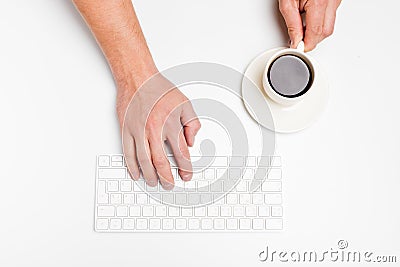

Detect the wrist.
xmin=111 ymin=54 xmax=158 ymax=95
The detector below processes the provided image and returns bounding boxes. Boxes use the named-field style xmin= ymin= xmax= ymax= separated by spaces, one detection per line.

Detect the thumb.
xmin=180 ymin=102 xmax=201 ymax=147
xmin=279 ymin=0 xmax=304 ymax=48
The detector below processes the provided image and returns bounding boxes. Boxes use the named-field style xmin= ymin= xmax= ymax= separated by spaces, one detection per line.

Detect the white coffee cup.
xmin=262 ymin=42 xmax=316 ymax=106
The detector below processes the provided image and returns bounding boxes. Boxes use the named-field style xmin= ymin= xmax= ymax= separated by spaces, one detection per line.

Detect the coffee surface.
xmin=268 ymin=55 xmax=312 ymax=97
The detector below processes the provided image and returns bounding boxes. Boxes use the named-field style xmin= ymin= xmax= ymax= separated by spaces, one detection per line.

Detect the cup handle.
xmin=296 ymin=41 xmax=305 ymax=52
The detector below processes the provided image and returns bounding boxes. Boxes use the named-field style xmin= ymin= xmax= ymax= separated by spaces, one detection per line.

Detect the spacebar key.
xmin=98 ymin=168 xmax=126 ymax=179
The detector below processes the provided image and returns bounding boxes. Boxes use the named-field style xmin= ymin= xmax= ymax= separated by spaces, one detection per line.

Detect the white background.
xmin=0 ymin=0 xmax=399 ymax=266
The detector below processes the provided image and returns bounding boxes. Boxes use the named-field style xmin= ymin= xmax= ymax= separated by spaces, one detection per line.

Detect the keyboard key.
xmin=214 ymin=218 xmax=225 ymax=230
xmin=243 ymin=169 xmax=254 ymax=180
xmin=188 ymin=194 xmax=200 ymax=205
xmin=129 ymin=206 xmax=141 ymax=217
xmin=149 ymin=194 xmax=161 ymax=204
xmin=262 ymin=181 xmax=282 ymax=192
xmin=210 ymin=181 xmax=223 ymax=192
xmin=175 ymin=218 xmax=187 ymax=230
xmin=116 ymin=206 xmax=128 ymax=217
xmin=271 ymin=206 xmax=283 ymax=217
xmin=111 ymin=155 xmax=123 ymax=162
xmin=239 ymin=218 xmax=251 ymax=230
xmin=110 ymin=193 xmax=122 ymax=204
xmin=246 ymin=156 xmax=256 ymax=167
xmin=201 ymin=218 xmax=213 ymax=230
xmin=146 ymin=183 xmax=158 ymax=192
xmin=168 ymin=207 xmax=180 ymax=217
xmin=204 ymin=169 xmax=214 ymax=180
xmin=97 ymin=180 xmax=106 ymax=193
xmin=214 ymin=196 xmax=225 ymax=205
xmin=98 ymin=168 xmax=126 ymax=179
xmin=192 ymin=171 xmax=203 ymax=181
xmin=136 ymin=193 xmax=148 ymax=204
xmin=255 ymin=168 xmax=267 ymax=182
xmin=107 ymin=181 xmax=119 ymax=192
xmin=207 ymin=206 xmax=219 ymax=217
xmin=223 ymin=180 xmax=236 ymax=192
xmin=226 ymin=218 xmax=238 ymax=230
xmin=252 ymin=218 xmax=265 ymax=230
xmin=265 ymin=193 xmax=282 ymax=205
xmin=214 ymin=156 xmax=228 ymax=166
xmin=236 ymin=181 xmax=247 ymax=192
xmin=184 ymin=181 xmax=196 ymax=192
xmin=220 ymin=206 xmax=232 ymax=217
xmin=162 ymin=218 xmax=174 ymax=230
xmin=97 ymin=206 xmax=114 ymax=217
xmin=270 ymin=156 xmax=281 ymax=167
xmin=123 ymin=219 xmax=135 ymax=230
xmin=110 ymin=218 xmax=122 ymax=230
xmin=258 ymin=206 xmax=270 ymax=217
xmin=229 ymin=157 xmax=245 ymax=167
xmin=226 ymin=194 xmax=238 ymax=204
xmin=200 ymin=193 xmax=212 ymax=204
xmin=155 ymin=206 xmax=167 ymax=217
xmin=133 ymin=180 xmax=144 ymax=192
xmin=149 ymin=219 xmax=161 ymax=230
xmin=268 ymin=169 xmax=282 ymax=180
xmin=123 ymin=194 xmax=135 ymax=204
xmin=111 ymin=161 xmax=123 ymax=167
xmin=252 ymin=194 xmax=264 ymax=204
xmin=194 ymin=207 xmax=206 ymax=217
xmin=136 ymin=218 xmax=148 ymax=230
xmin=216 ymin=168 xmax=227 ymax=180
xmin=265 ymin=218 xmax=283 ymax=230
xmin=197 ymin=181 xmax=209 ymax=192
xmin=96 ymin=218 xmax=108 ymax=230
xmin=258 ymin=156 xmax=271 ymax=167
xmin=233 ymin=206 xmax=245 ymax=217
xmin=174 ymin=194 xmax=187 ymax=205
xmin=98 ymin=156 xmax=110 ymax=167
xmin=173 ymin=180 xmax=184 ymax=192
xmin=142 ymin=206 xmax=154 ymax=217
xmin=229 ymin=168 xmax=242 ymax=180
xmin=162 ymin=194 xmax=173 ymax=203
xmin=181 ymin=208 xmax=193 ymax=217
xmin=188 ymin=218 xmax=200 ymax=230
xmin=97 ymin=193 xmax=109 ymax=204
xmin=239 ymin=194 xmax=251 ymax=204
xmin=245 ymin=206 xmax=257 ymax=217
xmin=120 ymin=180 xmax=132 ymax=192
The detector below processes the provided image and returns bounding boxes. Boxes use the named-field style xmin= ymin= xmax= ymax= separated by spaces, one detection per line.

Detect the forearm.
xmin=72 ymin=0 xmax=157 ymax=92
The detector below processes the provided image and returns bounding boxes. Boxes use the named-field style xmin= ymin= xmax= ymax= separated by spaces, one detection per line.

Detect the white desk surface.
xmin=0 ymin=0 xmax=399 ymax=266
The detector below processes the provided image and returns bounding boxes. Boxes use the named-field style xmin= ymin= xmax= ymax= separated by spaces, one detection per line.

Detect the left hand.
xmin=279 ymin=0 xmax=342 ymax=51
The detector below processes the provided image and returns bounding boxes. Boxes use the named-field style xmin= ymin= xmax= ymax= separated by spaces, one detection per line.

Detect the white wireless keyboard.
xmin=94 ymin=154 xmax=283 ymax=232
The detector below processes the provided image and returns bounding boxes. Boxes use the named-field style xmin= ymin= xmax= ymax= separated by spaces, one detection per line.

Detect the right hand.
xmin=117 ymin=72 xmax=201 ymax=190
xmin=279 ymin=0 xmax=341 ymax=51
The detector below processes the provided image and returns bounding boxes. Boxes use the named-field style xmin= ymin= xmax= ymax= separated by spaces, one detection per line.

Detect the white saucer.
xmin=242 ymin=48 xmax=329 ymax=133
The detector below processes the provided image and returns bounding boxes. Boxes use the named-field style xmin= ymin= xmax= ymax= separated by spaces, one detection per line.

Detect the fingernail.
xmin=162 ymin=182 xmax=174 ymax=191
xmin=147 ymin=180 xmax=157 ymax=187
xmin=182 ymin=173 xmax=192 ymax=181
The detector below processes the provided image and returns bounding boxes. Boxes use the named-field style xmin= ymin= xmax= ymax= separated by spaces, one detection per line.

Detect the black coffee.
xmin=267 ymin=54 xmax=313 ymax=98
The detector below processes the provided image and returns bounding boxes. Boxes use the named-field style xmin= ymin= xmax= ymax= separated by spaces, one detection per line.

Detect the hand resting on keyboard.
xmin=120 ymin=74 xmax=201 ymax=190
